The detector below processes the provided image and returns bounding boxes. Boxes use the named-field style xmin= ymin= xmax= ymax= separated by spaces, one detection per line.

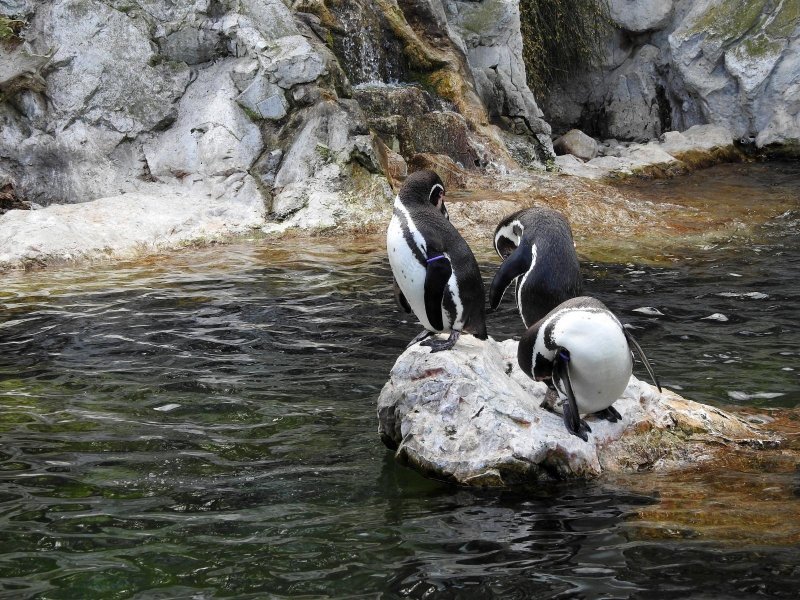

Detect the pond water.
xmin=0 ymin=162 xmax=798 ymax=598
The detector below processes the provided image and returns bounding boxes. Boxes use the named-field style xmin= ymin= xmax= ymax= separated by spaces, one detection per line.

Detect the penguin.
xmin=489 ymin=207 xmax=583 ymax=328
xmin=386 ymin=170 xmax=487 ymax=352
xmin=517 ymin=296 xmax=661 ymax=441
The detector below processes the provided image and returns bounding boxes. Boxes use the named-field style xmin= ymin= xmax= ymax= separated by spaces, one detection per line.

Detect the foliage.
xmin=519 ymin=0 xmax=613 ymax=100
xmin=0 ymin=16 xmax=24 ymax=43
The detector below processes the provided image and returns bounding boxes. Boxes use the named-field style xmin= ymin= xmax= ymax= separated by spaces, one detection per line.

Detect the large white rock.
xmin=42 ymin=0 xmax=190 ymax=135
xmin=658 ymin=124 xmax=734 ymax=154
xmin=0 ymin=186 xmax=265 ymax=269
xmin=378 ymin=336 xmax=774 ymax=485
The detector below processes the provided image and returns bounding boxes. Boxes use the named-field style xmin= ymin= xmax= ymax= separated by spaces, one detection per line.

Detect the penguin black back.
xmin=490 ymin=207 xmax=583 ymax=328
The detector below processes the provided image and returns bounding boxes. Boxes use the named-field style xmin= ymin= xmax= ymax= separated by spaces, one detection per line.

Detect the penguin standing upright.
xmin=386 ymin=170 xmax=487 ymax=352
xmin=517 ymin=296 xmax=661 ymax=441
xmin=490 ymin=207 xmax=583 ymax=328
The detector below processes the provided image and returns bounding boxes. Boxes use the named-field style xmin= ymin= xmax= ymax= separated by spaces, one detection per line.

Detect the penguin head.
xmin=400 ymin=170 xmax=447 ymax=218
xmin=493 ymin=218 xmax=523 ymax=259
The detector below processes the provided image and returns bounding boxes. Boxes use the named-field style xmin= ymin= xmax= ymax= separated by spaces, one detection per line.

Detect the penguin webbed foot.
xmin=420 ymin=330 xmax=461 ymax=353
xmin=563 ymin=401 xmax=591 ymax=442
xmin=592 ymin=405 xmax=622 ymax=423
xmin=407 ymin=330 xmax=434 ymax=348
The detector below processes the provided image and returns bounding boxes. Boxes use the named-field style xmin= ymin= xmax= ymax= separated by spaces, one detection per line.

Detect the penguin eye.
xmin=429 ymin=184 xmax=444 ymax=207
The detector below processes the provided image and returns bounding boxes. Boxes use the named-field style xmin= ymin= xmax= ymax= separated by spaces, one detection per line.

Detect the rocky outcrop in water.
xmin=543 ymin=0 xmax=800 ymax=151
xmin=378 ymin=336 xmax=779 ymax=486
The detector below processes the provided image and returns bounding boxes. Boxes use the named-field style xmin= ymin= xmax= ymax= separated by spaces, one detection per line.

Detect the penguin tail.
xmin=466 ymin=320 xmax=488 ymax=340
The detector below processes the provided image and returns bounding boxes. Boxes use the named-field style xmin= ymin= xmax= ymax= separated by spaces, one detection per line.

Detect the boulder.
xmin=602 ymin=44 xmax=667 ymax=141
xmin=553 ymin=129 xmax=599 ymax=160
xmin=608 ymin=0 xmax=674 ymax=33
xmin=658 ymin=124 xmax=734 ymax=155
xmin=378 ymin=336 xmax=777 ymax=486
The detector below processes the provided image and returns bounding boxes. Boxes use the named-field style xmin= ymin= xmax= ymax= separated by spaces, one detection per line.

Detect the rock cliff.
xmin=0 ymin=1 xmax=797 ymax=269
xmin=543 ymin=0 xmax=800 ymax=150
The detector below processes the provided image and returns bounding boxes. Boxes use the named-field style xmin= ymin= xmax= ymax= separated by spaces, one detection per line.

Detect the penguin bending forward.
xmin=517 ymin=296 xmax=661 ymax=441
xmin=490 ymin=207 xmax=583 ymax=328
xmin=387 ymin=170 xmax=487 ymax=352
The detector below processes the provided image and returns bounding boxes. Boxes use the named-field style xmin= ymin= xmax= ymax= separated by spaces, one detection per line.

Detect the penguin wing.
xmin=624 ymin=328 xmax=662 ymax=392
xmin=489 ymin=243 xmax=533 ymax=310
xmin=554 ymin=350 xmax=588 ymax=441
xmin=393 ymin=277 xmax=412 ymax=313
xmin=424 ymin=255 xmax=452 ymax=331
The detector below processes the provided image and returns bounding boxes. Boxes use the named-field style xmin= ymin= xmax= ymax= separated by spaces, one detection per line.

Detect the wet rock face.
xmin=543 ymin=0 xmax=800 ymax=150
xmin=378 ymin=336 xmax=776 ymax=486
xmin=0 ymin=0 xmax=543 ymax=222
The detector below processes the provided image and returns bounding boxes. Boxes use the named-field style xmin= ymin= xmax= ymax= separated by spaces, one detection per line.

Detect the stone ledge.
xmin=377 ymin=336 xmax=779 ymax=486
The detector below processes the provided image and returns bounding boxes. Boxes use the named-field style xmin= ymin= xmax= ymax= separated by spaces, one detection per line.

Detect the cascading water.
xmin=330 ymin=0 xmax=407 ymax=86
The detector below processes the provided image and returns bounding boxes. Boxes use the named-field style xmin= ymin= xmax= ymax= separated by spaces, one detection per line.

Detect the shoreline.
xmin=1 ymin=154 xmax=795 ymax=274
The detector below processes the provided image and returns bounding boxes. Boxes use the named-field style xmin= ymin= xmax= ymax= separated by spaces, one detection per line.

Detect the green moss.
xmin=688 ymin=0 xmax=766 ymax=37
xmin=376 ymin=0 xmax=446 ymax=71
xmin=460 ymin=0 xmax=505 ymax=35
xmin=686 ymin=0 xmax=799 ymax=56
xmin=519 ymin=0 xmax=613 ymax=100
xmin=766 ymin=0 xmax=800 ymax=38
xmin=0 ymin=16 xmax=25 ymax=43
xmin=741 ymin=32 xmax=783 ymax=57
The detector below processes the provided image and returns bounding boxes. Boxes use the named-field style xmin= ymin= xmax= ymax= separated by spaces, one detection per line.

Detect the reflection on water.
xmin=0 ymin=162 xmax=799 ymax=598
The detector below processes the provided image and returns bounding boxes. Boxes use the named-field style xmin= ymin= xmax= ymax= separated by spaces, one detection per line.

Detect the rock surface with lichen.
xmin=1 ymin=0 xmax=799 ymax=271
xmin=544 ymin=0 xmax=800 ymax=150
xmin=377 ymin=336 xmax=778 ymax=486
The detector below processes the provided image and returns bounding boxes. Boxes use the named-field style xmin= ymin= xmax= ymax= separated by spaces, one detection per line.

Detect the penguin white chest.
xmin=387 ymin=210 xmax=435 ymax=331
xmin=556 ymin=312 xmax=632 ymax=414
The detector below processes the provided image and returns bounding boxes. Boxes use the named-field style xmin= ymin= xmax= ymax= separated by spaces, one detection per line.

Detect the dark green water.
xmin=1 ymin=162 xmax=798 ymax=598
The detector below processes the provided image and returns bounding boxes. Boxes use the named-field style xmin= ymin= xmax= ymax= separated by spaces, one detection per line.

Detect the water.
xmin=1 ymin=163 xmax=799 ymax=598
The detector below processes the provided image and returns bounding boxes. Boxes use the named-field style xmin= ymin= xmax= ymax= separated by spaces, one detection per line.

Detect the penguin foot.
xmin=407 ymin=330 xmax=434 ymax=348
xmin=563 ymin=402 xmax=591 ymax=442
xmin=592 ymin=405 xmax=622 ymax=423
xmin=420 ymin=329 xmax=461 ymax=353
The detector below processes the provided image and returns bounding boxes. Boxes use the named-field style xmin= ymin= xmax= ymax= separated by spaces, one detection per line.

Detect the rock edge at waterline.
xmin=377 ymin=336 xmax=778 ymax=486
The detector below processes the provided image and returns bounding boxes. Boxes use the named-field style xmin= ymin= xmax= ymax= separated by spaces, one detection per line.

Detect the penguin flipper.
xmin=423 ymin=255 xmax=452 ymax=331
xmin=489 ymin=243 xmax=532 ymax=310
xmin=554 ymin=350 xmax=590 ymax=441
xmin=624 ymin=329 xmax=662 ymax=392
xmin=393 ymin=278 xmax=412 ymax=313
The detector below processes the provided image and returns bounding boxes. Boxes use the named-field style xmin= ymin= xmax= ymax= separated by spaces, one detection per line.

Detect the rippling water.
xmin=1 ymin=163 xmax=798 ymax=598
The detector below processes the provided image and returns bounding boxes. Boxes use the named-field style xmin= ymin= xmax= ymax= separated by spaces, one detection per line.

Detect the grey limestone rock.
xmin=378 ymin=336 xmax=776 ymax=486
xmin=443 ymin=0 xmax=553 ymax=159
xmin=545 ymin=0 xmax=799 ymax=149
xmin=608 ymin=0 xmax=674 ymax=33
xmin=143 ymin=59 xmax=263 ymax=180
xmin=553 ymin=129 xmax=599 ymax=161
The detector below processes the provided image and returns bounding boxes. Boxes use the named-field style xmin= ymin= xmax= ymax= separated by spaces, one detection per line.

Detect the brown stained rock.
xmin=406 ymin=153 xmax=469 ymax=189
xmin=377 ymin=336 xmax=780 ymax=486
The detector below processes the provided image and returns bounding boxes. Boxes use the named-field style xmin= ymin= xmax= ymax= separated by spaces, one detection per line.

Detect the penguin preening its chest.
xmin=517 ymin=297 xmax=662 ymax=441
xmin=490 ymin=208 xmax=583 ymax=328
xmin=386 ymin=170 xmax=487 ymax=352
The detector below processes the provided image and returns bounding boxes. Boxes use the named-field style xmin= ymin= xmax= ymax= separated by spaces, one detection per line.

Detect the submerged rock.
xmin=377 ymin=336 xmax=777 ymax=486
